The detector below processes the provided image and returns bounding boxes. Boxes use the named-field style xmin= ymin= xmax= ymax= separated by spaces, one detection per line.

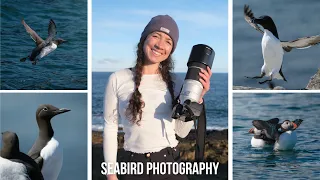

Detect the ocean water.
xmin=92 ymin=72 xmax=228 ymax=131
xmin=0 ymin=0 xmax=87 ymax=90
xmin=233 ymin=0 xmax=320 ymax=89
xmin=233 ymin=93 xmax=320 ymax=179
xmin=0 ymin=93 xmax=87 ymax=180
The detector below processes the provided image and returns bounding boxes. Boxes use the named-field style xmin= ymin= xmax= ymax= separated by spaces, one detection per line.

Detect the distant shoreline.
xmin=92 ymin=71 xmax=228 ymax=74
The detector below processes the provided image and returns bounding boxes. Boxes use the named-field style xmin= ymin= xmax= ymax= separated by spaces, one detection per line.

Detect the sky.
xmin=92 ymin=0 xmax=228 ymax=73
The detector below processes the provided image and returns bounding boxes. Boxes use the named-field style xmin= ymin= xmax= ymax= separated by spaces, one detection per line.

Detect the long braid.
xmin=125 ymin=41 xmax=145 ymax=125
xmin=160 ymin=58 xmax=175 ymax=107
xmin=126 ymin=38 xmax=175 ymax=125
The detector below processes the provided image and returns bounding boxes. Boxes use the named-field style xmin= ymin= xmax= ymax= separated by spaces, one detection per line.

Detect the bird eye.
xmin=43 ymin=107 xmax=48 ymax=111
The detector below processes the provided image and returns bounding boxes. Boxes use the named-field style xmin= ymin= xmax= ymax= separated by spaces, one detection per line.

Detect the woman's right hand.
xmin=107 ymin=174 xmax=118 ymax=180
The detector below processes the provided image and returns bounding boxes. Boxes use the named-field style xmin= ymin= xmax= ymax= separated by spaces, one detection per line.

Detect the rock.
xmin=233 ymin=86 xmax=265 ymax=90
xmin=233 ymin=86 xmax=286 ymax=90
xmin=92 ymin=129 xmax=228 ymax=179
xmin=234 ymin=69 xmax=320 ymax=90
xmin=273 ymin=86 xmax=286 ymax=90
xmin=306 ymin=68 xmax=320 ymax=89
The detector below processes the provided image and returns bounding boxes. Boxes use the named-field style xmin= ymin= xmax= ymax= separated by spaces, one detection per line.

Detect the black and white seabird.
xmin=20 ymin=19 xmax=66 ymax=65
xmin=249 ymin=118 xmax=303 ymax=150
xmin=27 ymin=104 xmax=70 ymax=180
xmin=0 ymin=131 xmax=44 ymax=180
xmin=244 ymin=5 xmax=320 ymax=85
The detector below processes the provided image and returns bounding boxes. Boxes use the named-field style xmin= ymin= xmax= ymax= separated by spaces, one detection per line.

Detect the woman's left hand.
xmin=198 ymin=66 xmax=212 ymax=103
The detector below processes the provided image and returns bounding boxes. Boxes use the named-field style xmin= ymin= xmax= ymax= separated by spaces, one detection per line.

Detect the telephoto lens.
xmin=179 ymin=44 xmax=215 ymax=104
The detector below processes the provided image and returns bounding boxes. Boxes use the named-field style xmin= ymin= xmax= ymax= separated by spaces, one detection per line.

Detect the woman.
xmin=103 ymin=15 xmax=212 ymax=180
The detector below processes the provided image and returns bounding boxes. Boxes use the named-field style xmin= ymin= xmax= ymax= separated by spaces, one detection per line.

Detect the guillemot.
xmin=249 ymin=118 xmax=303 ymax=150
xmin=27 ymin=104 xmax=70 ymax=180
xmin=0 ymin=131 xmax=44 ymax=180
xmin=244 ymin=5 xmax=320 ymax=85
xmin=20 ymin=19 xmax=66 ymax=65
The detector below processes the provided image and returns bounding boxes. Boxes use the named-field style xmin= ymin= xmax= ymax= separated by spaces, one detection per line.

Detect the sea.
xmin=92 ymin=72 xmax=228 ymax=131
xmin=233 ymin=0 xmax=320 ymax=89
xmin=233 ymin=93 xmax=320 ymax=179
xmin=0 ymin=0 xmax=87 ymax=90
xmin=0 ymin=93 xmax=88 ymax=180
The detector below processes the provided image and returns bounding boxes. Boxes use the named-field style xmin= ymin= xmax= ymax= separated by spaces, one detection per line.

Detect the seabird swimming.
xmin=0 ymin=131 xmax=44 ymax=180
xmin=249 ymin=118 xmax=303 ymax=150
xmin=27 ymin=104 xmax=70 ymax=180
xmin=244 ymin=5 xmax=320 ymax=85
xmin=274 ymin=119 xmax=303 ymax=150
xmin=20 ymin=19 xmax=66 ymax=65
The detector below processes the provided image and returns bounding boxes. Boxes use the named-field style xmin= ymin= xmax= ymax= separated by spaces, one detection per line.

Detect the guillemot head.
xmin=36 ymin=104 xmax=70 ymax=121
xmin=1 ymin=131 xmax=20 ymax=158
xmin=54 ymin=38 xmax=67 ymax=45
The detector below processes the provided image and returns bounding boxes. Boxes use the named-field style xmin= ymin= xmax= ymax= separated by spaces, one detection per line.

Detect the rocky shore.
xmin=92 ymin=129 xmax=228 ymax=180
xmin=234 ymin=68 xmax=320 ymax=90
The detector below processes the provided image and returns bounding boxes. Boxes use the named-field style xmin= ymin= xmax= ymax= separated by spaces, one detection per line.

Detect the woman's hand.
xmin=198 ymin=66 xmax=212 ymax=103
xmin=107 ymin=174 xmax=118 ymax=180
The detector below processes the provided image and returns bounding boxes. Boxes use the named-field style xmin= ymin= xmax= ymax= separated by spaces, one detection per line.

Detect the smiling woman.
xmin=102 ymin=15 xmax=213 ymax=180
xmin=143 ymin=32 xmax=173 ymax=66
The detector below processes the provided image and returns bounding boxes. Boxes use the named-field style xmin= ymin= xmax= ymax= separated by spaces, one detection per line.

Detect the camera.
xmin=172 ymin=44 xmax=215 ymax=121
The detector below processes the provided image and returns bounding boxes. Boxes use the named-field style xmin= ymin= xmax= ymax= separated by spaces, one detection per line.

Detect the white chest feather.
xmin=39 ymin=43 xmax=57 ymax=58
xmin=0 ymin=157 xmax=30 ymax=180
xmin=40 ymin=137 xmax=63 ymax=180
xmin=274 ymin=131 xmax=297 ymax=151
xmin=261 ymin=30 xmax=284 ymax=78
xmin=250 ymin=137 xmax=274 ymax=148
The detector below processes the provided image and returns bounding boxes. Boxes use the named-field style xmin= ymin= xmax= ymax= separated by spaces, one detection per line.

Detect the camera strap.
xmin=173 ymin=94 xmax=206 ymax=162
xmin=195 ymin=99 xmax=206 ymax=162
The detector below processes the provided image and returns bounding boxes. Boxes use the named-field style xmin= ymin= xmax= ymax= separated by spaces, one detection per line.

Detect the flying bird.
xmin=20 ymin=19 xmax=66 ymax=65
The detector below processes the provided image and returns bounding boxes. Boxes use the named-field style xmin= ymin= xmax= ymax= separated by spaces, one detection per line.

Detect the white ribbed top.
xmin=103 ymin=69 xmax=194 ymax=165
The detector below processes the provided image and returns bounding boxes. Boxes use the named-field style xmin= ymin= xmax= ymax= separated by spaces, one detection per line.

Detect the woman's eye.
xmin=167 ymin=41 xmax=172 ymax=45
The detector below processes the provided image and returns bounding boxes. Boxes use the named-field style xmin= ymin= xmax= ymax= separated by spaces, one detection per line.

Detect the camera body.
xmin=172 ymin=44 xmax=215 ymax=121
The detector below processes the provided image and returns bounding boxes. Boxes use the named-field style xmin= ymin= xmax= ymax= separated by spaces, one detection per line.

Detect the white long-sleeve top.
xmin=103 ymin=69 xmax=194 ymax=166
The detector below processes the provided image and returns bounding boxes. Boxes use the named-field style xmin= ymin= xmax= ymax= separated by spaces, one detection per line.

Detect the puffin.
xmin=249 ymin=118 xmax=303 ymax=150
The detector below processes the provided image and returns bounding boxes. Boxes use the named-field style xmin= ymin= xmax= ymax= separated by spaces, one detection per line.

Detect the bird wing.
xmin=22 ymin=19 xmax=44 ymax=46
xmin=45 ymin=19 xmax=57 ymax=43
xmin=281 ymin=35 xmax=320 ymax=52
xmin=252 ymin=118 xmax=279 ymax=129
xmin=244 ymin=4 xmax=264 ymax=34
xmin=252 ymin=118 xmax=279 ymax=139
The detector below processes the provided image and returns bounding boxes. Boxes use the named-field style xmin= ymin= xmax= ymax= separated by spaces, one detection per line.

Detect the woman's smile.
xmin=143 ymin=31 xmax=173 ymax=65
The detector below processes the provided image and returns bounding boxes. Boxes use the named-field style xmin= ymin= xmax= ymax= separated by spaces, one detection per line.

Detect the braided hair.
xmin=125 ymin=38 xmax=176 ymax=125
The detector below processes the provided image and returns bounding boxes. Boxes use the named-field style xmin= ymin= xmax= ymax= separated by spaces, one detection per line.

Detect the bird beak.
xmin=55 ymin=108 xmax=71 ymax=115
xmin=292 ymin=122 xmax=298 ymax=130
xmin=248 ymin=128 xmax=254 ymax=134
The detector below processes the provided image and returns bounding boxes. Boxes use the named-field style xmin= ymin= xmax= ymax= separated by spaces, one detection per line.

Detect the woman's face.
xmin=143 ymin=31 xmax=173 ymax=65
